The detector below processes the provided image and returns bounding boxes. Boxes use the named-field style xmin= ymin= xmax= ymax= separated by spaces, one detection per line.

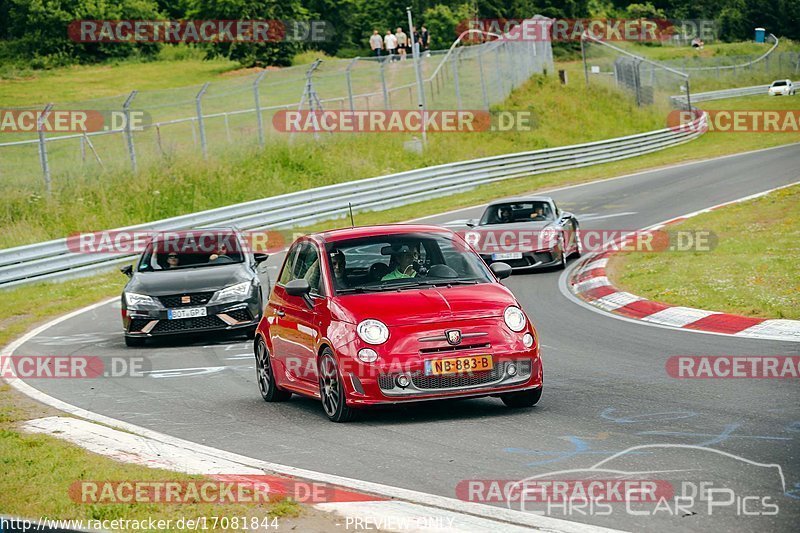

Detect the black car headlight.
xmin=125 ymin=292 xmax=163 ymax=311
xmin=208 ymin=281 xmax=253 ymax=305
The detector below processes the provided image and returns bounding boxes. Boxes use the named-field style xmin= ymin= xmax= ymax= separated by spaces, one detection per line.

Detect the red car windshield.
xmin=326 ymin=232 xmax=493 ymax=293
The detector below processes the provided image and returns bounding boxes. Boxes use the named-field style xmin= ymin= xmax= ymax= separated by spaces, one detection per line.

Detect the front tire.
xmin=255 ymin=337 xmax=291 ymax=402
xmin=318 ymin=348 xmax=356 ymax=422
xmin=501 ymin=387 xmax=542 ymax=408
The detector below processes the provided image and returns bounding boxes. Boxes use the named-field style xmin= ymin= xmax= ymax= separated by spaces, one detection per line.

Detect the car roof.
xmin=314 ymin=224 xmax=455 ymax=244
xmin=486 ymin=196 xmax=554 ymax=206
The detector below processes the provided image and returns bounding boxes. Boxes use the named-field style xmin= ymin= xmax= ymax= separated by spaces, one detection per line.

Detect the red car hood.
xmin=331 ymin=283 xmax=517 ymax=326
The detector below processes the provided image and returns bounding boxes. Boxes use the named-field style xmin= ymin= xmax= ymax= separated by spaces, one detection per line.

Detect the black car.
xmin=120 ymin=228 xmax=270 ymax=346
xmin=466 ymin=196 xmax=581 ymax=271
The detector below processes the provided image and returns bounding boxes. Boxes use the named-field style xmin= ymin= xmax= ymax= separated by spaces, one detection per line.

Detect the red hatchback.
xmin=254 ymin=225 xmax=543 ymax=422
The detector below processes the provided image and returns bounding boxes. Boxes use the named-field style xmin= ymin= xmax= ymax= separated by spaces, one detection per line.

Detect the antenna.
xmin=348 ymin=203 xmax=355 ymax=227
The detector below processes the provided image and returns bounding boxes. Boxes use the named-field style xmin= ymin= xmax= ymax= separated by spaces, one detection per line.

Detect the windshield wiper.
xmin=415 ymin=279 xmax=480 ymax=287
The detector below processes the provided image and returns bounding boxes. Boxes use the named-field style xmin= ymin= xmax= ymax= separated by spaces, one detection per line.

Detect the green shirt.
xmin=381 ymin=269 xmax=416 ymax=281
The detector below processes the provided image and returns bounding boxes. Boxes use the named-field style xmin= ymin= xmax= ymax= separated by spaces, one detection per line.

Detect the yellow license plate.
xmin=425 ymin=355 xmax=493 ymax=376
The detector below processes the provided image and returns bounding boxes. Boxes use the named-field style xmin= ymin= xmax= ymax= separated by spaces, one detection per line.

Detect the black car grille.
xmin=419 ymin=343 xmax=491 ymax=354
xmin=128 ymin=319 xmax=150 ymax=332
xmin=158 ymin=291 xmax=215 ymax=308
xmin=226 ymin=308 xmax=252 ymax=322
xmin=379 ymin=361 xmax=532 ymax=391
xmin=151 ymin=315 xmax=225 ymax=333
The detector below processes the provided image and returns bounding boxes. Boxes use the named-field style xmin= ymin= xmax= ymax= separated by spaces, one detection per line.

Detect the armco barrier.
xmin=0 ymin=113 xmax=707 ymax=289
xmin=670 ymin=84 xmax=770 ymax=106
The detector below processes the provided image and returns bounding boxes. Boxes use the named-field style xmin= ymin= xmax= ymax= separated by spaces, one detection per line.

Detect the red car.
xmin=254 ymin=225 xmax=543 ymax=422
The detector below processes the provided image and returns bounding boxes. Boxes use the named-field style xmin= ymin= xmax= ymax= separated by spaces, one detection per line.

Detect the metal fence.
xmin=0 ymin=111 xmax=707 ymax=289
xmin=0 ymin=16 xmax=553 ymax=193
xmin=581 ymin=32 xmax=798 ymax=109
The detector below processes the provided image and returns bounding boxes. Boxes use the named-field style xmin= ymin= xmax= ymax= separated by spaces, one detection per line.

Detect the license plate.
xmin=425 ymin=355 xmax=493 ymax=376
xmin=167 ymin=307 xmax=207 ymax=320
xmin=492 ymin=252 xmax=522 ymax=260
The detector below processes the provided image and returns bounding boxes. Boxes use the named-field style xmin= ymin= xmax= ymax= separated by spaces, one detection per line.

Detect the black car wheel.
xmin=318 ymin=348 xmax=356 ymax=422
xmin=255 ymin=337 xmax=291 ymax=402
xmin=124 ymin=335 xmax=145 ymax=347
xmin=501 ymin=386 xmax=542 ymax=408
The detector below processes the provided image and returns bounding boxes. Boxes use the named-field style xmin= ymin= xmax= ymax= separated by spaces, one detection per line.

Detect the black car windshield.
xmin=771 ymin=80 xmax=788 ymax=87
xmin=326 ymin=232 xmax=493 ymax=294
xmin=480 ymin=201 xmax=554 ymax=225
xmin=137 ymin=234 xmax=245 ymax=271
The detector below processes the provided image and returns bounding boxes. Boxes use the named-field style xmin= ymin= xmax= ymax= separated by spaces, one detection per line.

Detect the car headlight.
xmin=357 ymin=319 xmax=389 ymax=345
xmin=125 ymin=292 xmax=162 ymax=310
xmin=504 ymin=306 xmax=527 ymax=332
xmin=208 ymin=281 xmax=252 ymax=305
xmin=540 ymin=227 xmax=562 ymax=248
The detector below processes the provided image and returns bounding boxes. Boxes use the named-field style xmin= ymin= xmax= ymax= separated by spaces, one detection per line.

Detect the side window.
xmin=278 ymin=245 xmax=300 ymax=285
xmin=294 ymin=243 xmax=323 ymax=296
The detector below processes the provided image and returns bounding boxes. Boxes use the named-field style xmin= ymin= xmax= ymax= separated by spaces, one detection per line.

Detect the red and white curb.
xmin=5 ymin=299 xmax=619 ymax=533
xmin=567 ymin=183 xmax=800 ymax=343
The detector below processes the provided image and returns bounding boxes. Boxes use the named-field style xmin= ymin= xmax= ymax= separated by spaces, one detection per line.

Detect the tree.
xmin=189 ymin=0 xmax=308 ymax=67
xmin=422 ymin=3 xmax=477 ymax=49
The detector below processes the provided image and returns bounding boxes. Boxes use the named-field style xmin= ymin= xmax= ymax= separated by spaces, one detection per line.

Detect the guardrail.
xmin=670 ymin=84 xmax=770 ymax=106
xmin=0 ymin=112 xmax=707 ymax=289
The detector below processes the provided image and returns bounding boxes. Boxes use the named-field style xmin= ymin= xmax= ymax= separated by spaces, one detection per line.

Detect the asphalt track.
xmin=14 ymin=144 xmax=800 ymax=532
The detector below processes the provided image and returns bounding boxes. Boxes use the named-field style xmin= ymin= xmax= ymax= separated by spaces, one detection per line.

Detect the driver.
xmin=208 ymin=243 xmax=231 ymax=263
xmin=530 ymin=206 xmax=546 ymax=220
xmin=498 ymin=206 xmax=513 ymax=223
xmin=330 ymin=249 xmax=349 ymax=287
xmin=381 ymin=243 xmax=419 ymax=281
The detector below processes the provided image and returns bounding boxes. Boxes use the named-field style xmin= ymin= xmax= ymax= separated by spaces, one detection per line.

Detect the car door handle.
xmin=274 ymin=309 xmax=285 ymax=317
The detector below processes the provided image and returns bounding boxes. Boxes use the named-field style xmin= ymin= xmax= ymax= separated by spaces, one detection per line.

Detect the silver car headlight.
xmin=208 ymin=281 xmax=252 ymax=305
xmin=357 ymin=319 xmax=389 ymax=345
xmin=504 ymin=306 xmax=527 ymax=332
xmin=125 ymin=292 xmax=162 ymax=310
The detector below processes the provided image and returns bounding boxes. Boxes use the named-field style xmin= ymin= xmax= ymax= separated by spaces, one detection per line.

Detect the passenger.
xmin=382 ymin=244 xmax=419 ymax=281
xmin=166 ymin=253 xmax=180 ymax=268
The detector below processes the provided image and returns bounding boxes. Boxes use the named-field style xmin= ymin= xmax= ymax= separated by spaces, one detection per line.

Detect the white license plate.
xmin=492 ymin=252 xmax=523 ymax=260
xmin=167 ymin=307 xmax=207 ymax=320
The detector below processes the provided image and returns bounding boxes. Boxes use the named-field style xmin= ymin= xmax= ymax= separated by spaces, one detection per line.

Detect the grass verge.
xmin=608 ymin=185 xmax=800 ymax=320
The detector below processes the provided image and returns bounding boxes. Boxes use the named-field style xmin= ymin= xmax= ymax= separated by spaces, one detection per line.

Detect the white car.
xmin=768 ymin=79 xmax=795 ymax=96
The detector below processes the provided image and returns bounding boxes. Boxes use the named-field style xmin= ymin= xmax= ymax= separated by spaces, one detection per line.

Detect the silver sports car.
xmin=465 ymin=196 xmax=581 ymax=271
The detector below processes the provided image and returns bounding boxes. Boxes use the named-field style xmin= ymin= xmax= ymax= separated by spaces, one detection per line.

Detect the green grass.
xmin=608 ymin=185 xmax=800 ymax=319
xmin=0 ymin=57 xmax=243 ymax=106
